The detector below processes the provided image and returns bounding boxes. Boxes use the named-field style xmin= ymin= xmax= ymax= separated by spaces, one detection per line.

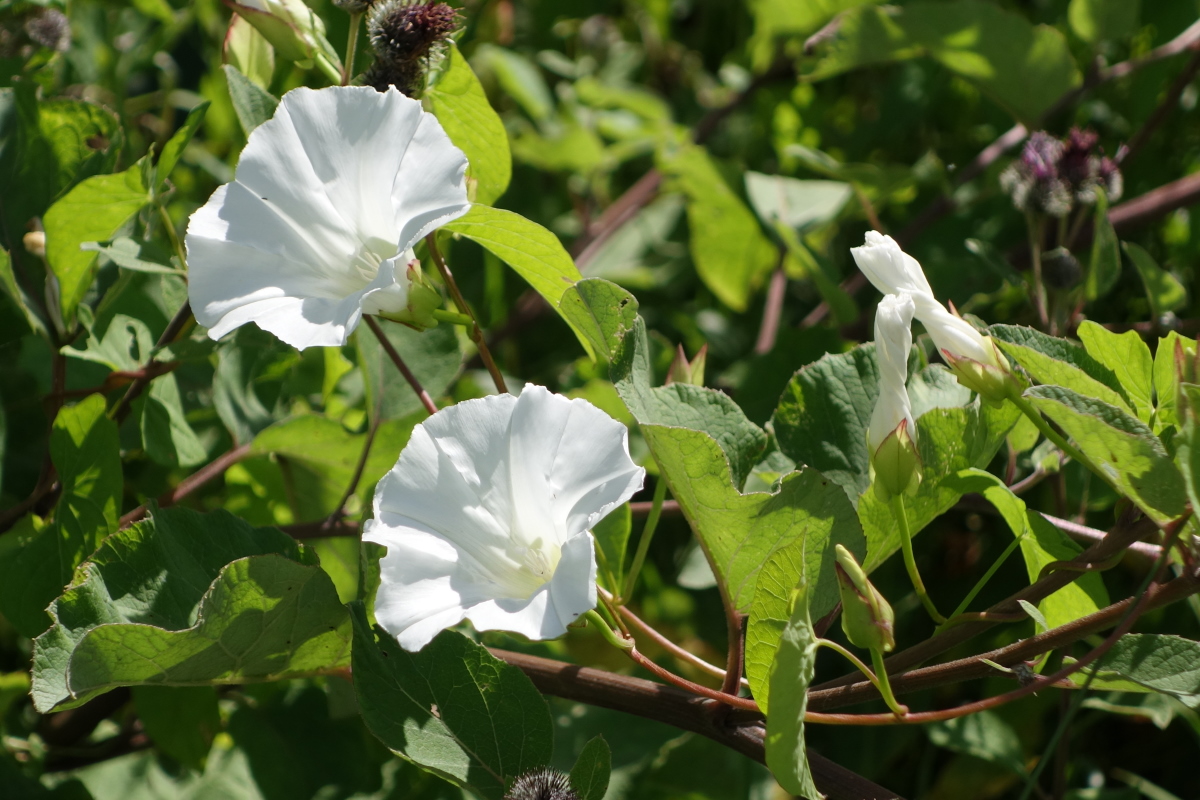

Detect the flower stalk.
xmin=425 ymin=232 xmax=508 ymax=394
xmin=583 ymin=609 xmax=634 ymax=650
xmin=892 ymin=494 xmax=945 ymax=624
xmin=622 ymin=477 xmax=668 ymax=602
xmin=341 ymin=10 xmax=362 ymax=85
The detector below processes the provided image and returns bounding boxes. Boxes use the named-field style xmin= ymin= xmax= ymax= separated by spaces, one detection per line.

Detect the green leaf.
xmin=428 ymin=43 xmax=512 ymax=206
xmin=942 ymin=470 xmax=1107 ymax=630
xmin=803 ymin=1 xmax=1082 ymax=126
xmin=1124 ymin=242 xmax=1187 ymax=319
xmin=744 ymin=171 xmax=852 ymax=233
xmin=442 ymin=204 xmax=590 ymax=349
xmin=763 ymin=586 xmax=822 ymax=800
xmin=356 ymin=321 xmax=462 ymax=421
xmin=44 ymin=162 xmax=151 ymax=324
xmin=223 ymin=64 xmax=279 ymax=136
xmin=252 ymin=413 xmax=422 ymax=509
xmin=0 ymin=395 xmax=121 ymax=638
xmin=991 ymin=323 xmax=1131 ymax=413
xmin=156 ymin=101 xmax=209 ymax=187
xmin=1068 ymin=0 xmax=1140 ymax=44
xmin=212 ymin=326 xmax=296 ymax=444
xmin=1065 ymin=634 xmax=1200 ymax=706
xmin=0 ymin=245 xmax=50 ymax=337
xmin=772 ymin=344 xmax=880 ymax=498
xmin=350 ymin=605 xmax=554 ymax=799
xmin=569 ymin=736 xmax=612 ymax=800
xmin=132 ymin=685 xmax=221 ymax=769
xmin=63 ymin=311 xmax=155 ymax=372
xmin=1077 ymin=320 xmax=1154 ymax=423
xmin=657 ymin=142 xmax=777 ymax=311
xmin=644 ymin=424 xmax=861 ymax=612
xmin=79 ymin=237 xmax=183 ymax=275
xmin=592 ymin=503 xmax=631 ymax=595
xmin=135 ymin=373 xmax=209 ymax=468
xmin=612 ymin=317 xmax=767 ymax=488
xmin=473 ymin=45 xmax=554 ymax=122
xmin=858 ymin=400 xmax=1018 ymax=570
xmin=1025 ymin=385 xmax=1187 ymax=524
xmin=64 ymin=555 xmax=349 ymax=700
xmin=30 ymin=506 xmax=342 ymax=713
xmin=746 ymin=511 xmax=864 ymax=712
xmin=557 ymin=278 xmax=639 ymax=362
xmin=1151 ymin=331 xmax=1197 ymax=433
xmin=926 ymin=711 xmax=1026 ymax=776
xmin=1084 ymin=189 xmax=1120 ymax=300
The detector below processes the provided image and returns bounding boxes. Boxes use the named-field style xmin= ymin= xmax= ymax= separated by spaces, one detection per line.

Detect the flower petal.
xmin=547 ymin=532 xmax=598 ymax=630
xmin=507 ymin=386 xmax=645 ymax=548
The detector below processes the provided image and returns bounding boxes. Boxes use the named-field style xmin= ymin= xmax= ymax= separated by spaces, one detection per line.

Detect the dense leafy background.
xmin=2 ymin=0 xmax=1200 ymax=799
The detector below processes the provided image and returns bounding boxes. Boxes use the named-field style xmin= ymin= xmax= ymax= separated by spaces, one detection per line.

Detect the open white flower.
xmin=851 ymin=231 xmax=1018 ymax=401
xmin=364 ymin=386 xmax=646 ymax=651
xmin=868 ymin=292 xmax=916 ymax=455
xmin=186 ymin=85 xmax=469 ymax=349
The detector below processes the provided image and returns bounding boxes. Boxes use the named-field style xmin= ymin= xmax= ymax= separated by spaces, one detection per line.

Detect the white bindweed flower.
xmin=868 ymin=293 xmax=921 ymax=501
xmin=186 ymin=85 xmax=469 ymax=349
xmin=364 ymin=386 xmax=646 ymax=651
xmin=868 ymin=293 xmax=916 ymax=454
xmin=851 ymin=231 xmax=1019 ymax=401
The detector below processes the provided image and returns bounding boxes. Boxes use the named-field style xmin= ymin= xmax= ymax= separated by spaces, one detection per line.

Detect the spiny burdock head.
xmin=504 ymin=768 xmax=580 ymax=800
xmin=364 ymin=0 xmax=458 ymax=96
xmin=999 ymin=127 xmax=1123 ymax=217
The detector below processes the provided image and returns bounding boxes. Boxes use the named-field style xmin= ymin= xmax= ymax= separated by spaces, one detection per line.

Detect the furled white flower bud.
xmin=851 ymin=232 xmax=1022 ymax=402
xmin=868 ymin=293 xmax=921 ymax=501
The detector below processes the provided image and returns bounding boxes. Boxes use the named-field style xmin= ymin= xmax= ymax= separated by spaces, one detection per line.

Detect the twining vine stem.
xmin=363 ymin=315 xmax=439 ymax=415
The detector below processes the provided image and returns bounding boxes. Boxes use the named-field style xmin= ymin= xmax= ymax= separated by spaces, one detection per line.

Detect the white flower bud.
xmin=868 ymin=293 xmax=916 ymax=455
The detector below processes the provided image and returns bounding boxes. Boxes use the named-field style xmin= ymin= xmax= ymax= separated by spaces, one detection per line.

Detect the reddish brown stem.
xmin=119 ymin=442 xmax=253 ymax=528
xmin=363 ymin=316 xmax=439 ymax=415
xmin=753 ymin=264 xmax=787 ymax=355
xmin=111 ymin=301 xmax=194 ymax=424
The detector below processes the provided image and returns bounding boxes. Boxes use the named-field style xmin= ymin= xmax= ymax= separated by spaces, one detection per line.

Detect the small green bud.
xmin=942 ymin=336 xmax=1026 ymax=404
xmin=834 ymin=544 xmax=895 ymax=653
xmin=379 ymin=262 xmax=441 ymax=330
xmin=665 ymin=344 xmax=707 ymax=387
xmin=869 ymin=418 xmax=922 ymax=503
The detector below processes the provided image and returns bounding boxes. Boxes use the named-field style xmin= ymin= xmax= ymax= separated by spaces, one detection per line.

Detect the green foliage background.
xmin=2 ymin=0 xmax=1200 ymax=798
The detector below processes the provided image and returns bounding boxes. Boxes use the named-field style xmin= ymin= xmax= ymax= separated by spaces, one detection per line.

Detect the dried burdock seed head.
xmin=504 ymin=768 xmax=579 ymax=800
xmin=367 ymin=0 xmax=457 ymax=64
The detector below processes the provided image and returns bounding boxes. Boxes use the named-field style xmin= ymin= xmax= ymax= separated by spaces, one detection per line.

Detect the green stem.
xmin=816 ymin=639 xmax=886 ymax=695
xmin=341 ymin=12 xmax=362 ymax=86
xmin=431 ymin=308 xmax=475 ymax=326
xmin=892 ymin=494 xmax=946 ymax=624
xmin=936 ymin=535 xmax=1023 ymax=634
xmin=870 ymin=647 xmax=908 ymax=718
xmin=1009 ymin=393 xmax=1096 ymax=477
xmin=584 ymin=609 xmax=634 ymax=650
xmin=315 ymin=51 xmax=343 ymax=85
xmin=157 ymin=204 xmax=188 ymax=270
xmin=622 ymin=478 xmax=668 ymax=601
xmin=1027 ymin=211 xmax=1049 ymax=329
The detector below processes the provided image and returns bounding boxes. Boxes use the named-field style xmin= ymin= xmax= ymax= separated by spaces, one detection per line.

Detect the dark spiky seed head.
xmin=1041 ymin=247 xmax=1082 ymax=290
xmin=368 ymin=0 xmax=458 ymax=64
xmin=504 ymin=768 xmax=579 ymax=800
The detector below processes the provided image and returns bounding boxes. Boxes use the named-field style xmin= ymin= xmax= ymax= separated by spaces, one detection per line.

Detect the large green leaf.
xmin=771 ymin=344 xmax=880 ymax=499
xmin=613 ymin=316 xmax=767 ymax=488
xmin=132 ymin=685 xmax=221 ymax=770
xmin=428 ymin=43 xmax=511 ymax=206
xmin=135 ymin=373 xmax=208 ymax=468
xmin=1124 ymin=242 xmax=1187 ymax=319
xmin=645 ymin=425 xmax=861 ymax=612
xmin=30 ymin=506 xmax=338 ymax=712
xmin=44 ymin=162 xmax=151 ymax=324
xmin=745 ymin=511 xmax=864 ymax=712
xmin=351 ymin=605 xmax=554 ymax=799
xmin=1065 ymin=634 xmax=1200 ymax=706
xmin=64 ymin=555 xmax=349 ymax=698
xmin=926 ymin=711 xmax=1026 ymax=776
xmin=356 ymin=320 xmax=462 ymax=421
xmin=942 ymin=470 xmax=1107 ymax=630
xmin=763 ymin=586 xmax=821 ymax=800
xmin=223 ymin=64 xmax=279 ymax=136
xmin=0 ymin=395 xmax=121 ymax=638
xmin=657 ymin=142 xmax=777 ymax=312
xmin=442 ymin=204 xmax=588 ymax=348
xmin=1026 ymin=385 xmax=1187 ymax=524
xmin=991 ymin=324 xmax=1131 ymax=413
xmin=803 ymin=1 xmax=1081 ymax=125
xmin=1077 ymin=320 xmax=1154 ymax=423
